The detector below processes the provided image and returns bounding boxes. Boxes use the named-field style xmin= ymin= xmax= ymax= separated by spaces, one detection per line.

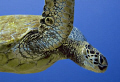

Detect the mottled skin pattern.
xmin=37 ymin=0 xmax=74 ymax=51
xmin=0 ymin=0 xmax=108 ymax=74
xmin=0 ymin=15 xmax=108 ymax=74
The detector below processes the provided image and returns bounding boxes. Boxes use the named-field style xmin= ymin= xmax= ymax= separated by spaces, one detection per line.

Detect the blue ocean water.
xmin=0 ymin=0 xmax=120 ymax=82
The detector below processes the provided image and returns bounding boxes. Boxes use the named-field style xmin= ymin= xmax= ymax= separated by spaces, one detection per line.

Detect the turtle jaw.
xmin=81 ymin=42 xmax=108 ymax=73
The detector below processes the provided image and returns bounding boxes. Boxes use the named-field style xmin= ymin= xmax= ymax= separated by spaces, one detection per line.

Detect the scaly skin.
xmin=27 ymin=0 xmax=75 ymax=51
xmin=60 ymin=39 xmax=108 ymax=73
xmin=0 ymin=46 xmax=64 ymax=74
xmin=0 ymin=15 xmax=42 ymax=52
xmin=0 ymin=15 xmax=108 ymax=74
xmin=0 ymin=0 xmax=75 ymax=52
xmin=0 ymin=15 xmax=69 ymax=74
xmin=0 ymin=0 xmax=108 ymax=74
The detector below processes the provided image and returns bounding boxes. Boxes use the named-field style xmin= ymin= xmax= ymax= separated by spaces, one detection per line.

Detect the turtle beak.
xmin=97 ymin=55 xmax=108 ymax=72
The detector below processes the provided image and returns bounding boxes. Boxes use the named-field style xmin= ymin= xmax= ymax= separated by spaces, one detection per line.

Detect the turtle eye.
xmin=99 ymin=55 xmax=103 ymax=64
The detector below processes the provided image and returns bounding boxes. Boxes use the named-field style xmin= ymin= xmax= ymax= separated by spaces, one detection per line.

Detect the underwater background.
xmin=0 ymin=0 xmax=120 ymax=82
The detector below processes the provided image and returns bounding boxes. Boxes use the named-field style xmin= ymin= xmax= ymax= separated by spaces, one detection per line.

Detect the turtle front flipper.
xmin=34 ymin=0 xmax=75 ymax=51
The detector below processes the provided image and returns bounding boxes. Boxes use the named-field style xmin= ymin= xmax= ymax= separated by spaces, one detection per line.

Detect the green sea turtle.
xmin=0 ymin=0 xmax=108 ymax=74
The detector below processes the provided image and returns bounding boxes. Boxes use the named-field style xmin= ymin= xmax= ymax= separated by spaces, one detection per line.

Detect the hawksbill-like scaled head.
xmin=80 ymin=41 xmax=108 ymax=73
xmin=68 ymin=27 xmax=108 ymax=73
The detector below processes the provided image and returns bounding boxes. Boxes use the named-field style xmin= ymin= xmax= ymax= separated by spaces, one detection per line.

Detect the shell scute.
xmin=0 ymin=15 xmax=42 ymax=52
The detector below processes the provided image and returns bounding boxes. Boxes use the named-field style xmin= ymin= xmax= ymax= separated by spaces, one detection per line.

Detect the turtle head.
xmin=79 ymin=42 xmax=108 ymax=73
